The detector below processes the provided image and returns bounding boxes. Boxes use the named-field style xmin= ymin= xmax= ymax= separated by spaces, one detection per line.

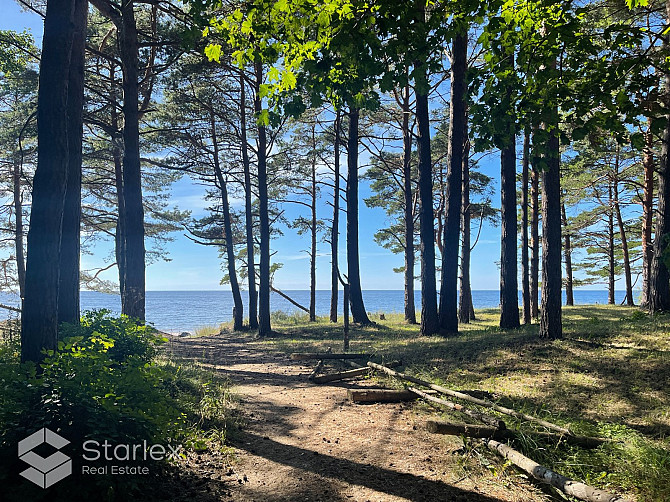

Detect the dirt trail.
xmin=167 ymin=333 xmax=548 ymax=502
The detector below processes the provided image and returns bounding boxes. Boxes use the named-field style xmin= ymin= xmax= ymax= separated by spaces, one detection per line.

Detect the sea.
xmin=0 ymin=289 xmax=638 ymax=333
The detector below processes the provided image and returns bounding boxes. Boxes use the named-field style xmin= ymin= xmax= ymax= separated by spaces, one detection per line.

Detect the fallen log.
xmin=348 ymin=389 xmax=417 ymax=403
xmin=308 ymin=346 xmax=331 ymax=381
xmin=484 ymin=438 xmax=630 ymax=502
xmin=409 ymin=388 xmax=505 ymax=429
xmin=291 ymin=352 xmax=369 ymax=361
xmin=313 ymin=367 xmax=370 ymax=384
xmin=345 ymin=359 xmax=402 ymax=370
xmin=426 ymin=420 xmax=607 ymax=448
xmin=367 ymin=361 xmax=571 ymax=435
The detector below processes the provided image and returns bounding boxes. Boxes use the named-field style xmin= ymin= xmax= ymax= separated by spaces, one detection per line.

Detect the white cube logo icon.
xmin=18 ymin=428 xmax=72 ymax=488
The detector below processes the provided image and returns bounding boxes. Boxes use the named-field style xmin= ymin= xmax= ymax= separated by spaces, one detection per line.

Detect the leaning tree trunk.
xmin=649 ymin=0 xmax=670 ymax=313
xmin=641 ymin=124 xmax=654 ymax=307
xmin=330 ymin=110 xmax=341 ymax=323
xmin=119 ymin=0 xmax=145 ymax=321
xmin=255 ymin=61 xmax=272 ymax=337
xmin=211 ymin=110 xmax=244 ymax=331
xmin=58 ymin=0 xmax=87 ymax=326
xmin=530 ymin=137 xmax=540 ymax=320
xmin=438 ymin=27 xmax=467 ymax=335
xmin=346 ymin=107 xmax=371 ymax=325
xmin=521 ymin=129 xmax=531 ymax=323
xmin=561 ymin=203 xmax=574 ymax=307
xmin=500 ymin=133 xmax=520 ymax=328
xmin=240 ymin=73 xmax=258 ymax=330
xmin=458 ymin=133 xmax=475 ymax=323
xmin=22 ymin=0 xmax=75 ymax=363
xmin=402 ymin=86 xmax=417 ymax=324
xmin=539 ymin=112 xmax=562 ymax=339
xmin=613 ymin=181 xmax=634 ymax=306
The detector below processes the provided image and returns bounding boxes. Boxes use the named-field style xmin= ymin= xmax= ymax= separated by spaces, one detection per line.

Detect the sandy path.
xmin=167 ymin=333 xmax=548 ymax=502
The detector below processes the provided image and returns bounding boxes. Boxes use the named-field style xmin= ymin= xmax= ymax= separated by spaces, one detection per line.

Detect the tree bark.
xmin=309 ymin=127 xmax=317 ymax=322
xmin=438 ymin=28 xmax=467 ymax=335
xmin=649 ymin=0 xmax=670 ymax=313
xmin=119 ymin=0 xmax=145 ymax=320
xmin=459 ymin=133 xmax=475 ymax=323
xmin=608 ymin=185 xmax=616 ymax=305
xmin=240 ymin=73 xmax=258 ymax=330
xmin=561 ymin=203 xmax=574 ymax=307
xmin=521 ymin=129 xmax=531 ymax=323
xmin=641 ymin=124 xmax=654 ymax=307
xmin=613 ymin=157 xmax=634 ymax=306
xmin=530 ymin=133 xmax=540 ymax=320
xmin=539 ymin=113 xmax=562 ymax=339
xmin=13 ymin=158 xmax=25 ymax=299
xmin=254 ymin=61 xmax=272 ymax=336
xmin=500 ymin=137 xmax=519 ymax=329
xmin=402 ymin=86 xmax=417 ymax=324
xmin=58 ymin=0 xmax=87 ymax=326
xmin=330 ymin=109 xmax=340 ymax=323
xmin=346 ymin=107 xmax=370 ymax=325
xmin=22 ymin=0 xmax=75 ymax=363
xmin=210 ymin=110 xmax=244 ymax=331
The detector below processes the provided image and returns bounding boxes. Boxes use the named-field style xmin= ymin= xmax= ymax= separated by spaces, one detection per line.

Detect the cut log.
xmin=345 ymin=359 xmax=402 ymax=370
xmin=348 ymin=389 xmax=417 ymax=403
xmin=484 ymin=438 xmax=630 ymax=502
xmin=367 ymin=361 xmax=571 ymax=435
xmin=410 ymin=388 xmax=505 ymax=429
xmin=313 ymin=367 xmax=370 ymax=384
xmin=426 ymin=420 xmax=606 ymax=448
xmin=291 ymin=352 xmax=369 ymax=361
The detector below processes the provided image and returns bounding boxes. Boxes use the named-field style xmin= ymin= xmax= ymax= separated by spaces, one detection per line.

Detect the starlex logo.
xmin=18 ymin=428 xmax=72 ymax=489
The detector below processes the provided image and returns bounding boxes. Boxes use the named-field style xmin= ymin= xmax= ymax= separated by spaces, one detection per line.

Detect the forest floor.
xmin=160 ymin=305 xmax=670 ymax=502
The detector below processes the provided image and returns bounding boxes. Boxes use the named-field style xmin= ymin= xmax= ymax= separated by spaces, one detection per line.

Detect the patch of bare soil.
xmin=162 ymin=332 xmax=550 ymax=502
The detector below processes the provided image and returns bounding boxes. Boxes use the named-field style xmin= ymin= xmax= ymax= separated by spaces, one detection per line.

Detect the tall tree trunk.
xmin=641 ymin=124 xmax=654 ymax=307
xmin=608 ymin=186 xmax=616 ymax=305
xmin=521 ymin=129 xmax=531 ymax=323
xmin=254 ymin=61 xmax=272 ymax=336
xmin=13 ymin=158 xmax=25 ymax=299
xmin=346 ymin=107 xmax=370 ymax=325
xmin=613 ymin=170 xmax=634 ymax=307
xmin=561 ymin=203 xmax=574 ymax=306
xmin=402 ymin=86 xmax=417 ymax=324
xmin=309 ymin=128 xmax=317 ymax=322
xmin=240 ymin=73 xmax=258 ymax=330
xmin=113 ymin=141 xmax=126 ymax=299
xmin=211 ymin=110 xmax=244 ymax=331
xmin=539 ymin=112 xmax=562 ymax=339
xmin=22 ymin=0 xmax=75 ymax=363
xmin=330 ymin=110 xmax=340 ymax=323
xmin=649 ymin=0 xmax=670 ymax=313
xmin=530 ymin=130 xmax=540 ymax=320
xmin=119 ymin=0 xmax=145 ymax=320
xmin=459 ymin=133 xmax=475 ymax=323
xmin=58 ymin=0 xmax=87 ymax=326
xmin=500 ymin=136 xmax=519 ymax=329
xmin=438 ymin=28 xmax=467 ymax=335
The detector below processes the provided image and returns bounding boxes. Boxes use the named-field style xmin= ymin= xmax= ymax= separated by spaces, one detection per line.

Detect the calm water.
xmin=0 ymin=289 xmax=638 ymax=332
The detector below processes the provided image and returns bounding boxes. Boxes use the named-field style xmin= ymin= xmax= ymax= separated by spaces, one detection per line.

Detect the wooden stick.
xmin=367 ymin=361 xmax=571 ymax=435
xmin=313 ymin=367 xmax=370 ymax=384
xmin=348 ymin=389 xmax=417 ymax=403
xmin=484 ymin=438 xmax=630 ymax=502
xmin=410 ymin=388 xmax=505 ymax=429
xmin=426 ymin=420 xmax=607 ymax=448
xmin=308 ymin=346 xmax=331 ymax=381
xmin=291 ymin=352 xmax=369 ymax=361
xmin=345 ymin=359 xmax=402 ymax=369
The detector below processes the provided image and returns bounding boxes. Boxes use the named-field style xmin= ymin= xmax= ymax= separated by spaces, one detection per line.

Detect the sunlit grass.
xmin=257 ymin=304 xmax=670 ymax=501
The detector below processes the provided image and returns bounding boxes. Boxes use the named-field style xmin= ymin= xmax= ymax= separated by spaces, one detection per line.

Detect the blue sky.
xmin=3 ymin=3 xmax=612 ymax=293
